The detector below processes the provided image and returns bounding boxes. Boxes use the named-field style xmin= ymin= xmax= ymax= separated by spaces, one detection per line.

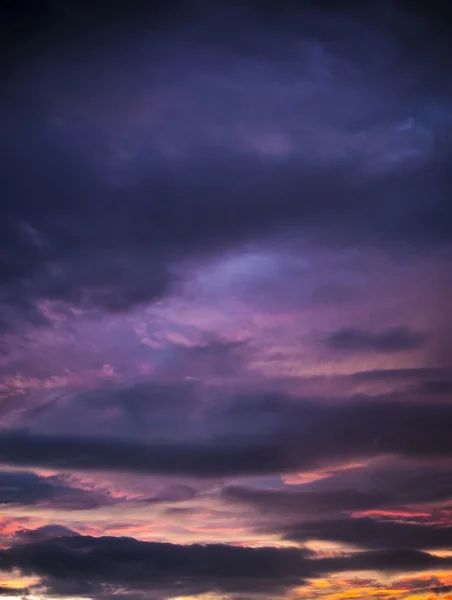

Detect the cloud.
xmin=0 ymin=430 xmax=292 ymax=477
xmin=317 ymin=547 xmax=450 ymax=573
xmin=223 ymin=485 xmax=392 ymax=514
xmin=219 ymin=392 xmax=452 ymax=469
xmin=278 ymin=517 xmax=452 ymax=550
xmin=0 ymin=4 xmax=451 ymax=599
xmin=414 ymin=379 xmax=452 ymax=395
xmin=350 ymin=367 xmax=452 ymax=382
xmin=0 ymin=470 xmax=115 ymax=510
xmin=25 ymin=381 xmax=201 ymax=439
xmin=143 ymin=483 xmax=197 ymax=504
xmin=1 ymin=1 xmax=452 ymax=329
xmin=428 ymin=585 xmax=452 ymax=594
xmin=1 ymin=392 xmax=452 ymax=476
xmin=13 ymin=524 xmax=80 ymax=544
xmin=0 ymin=533 xmax=451 ymax=599
xmin=0 ymin=534 xmax=310 ymax=598
xmin=223 ymin=458 xmax=452 ymax=518
xmin=323 ymin=326 xmax=428 ymax=353
xmin=0 ymin=586 xmax=29 ymax=596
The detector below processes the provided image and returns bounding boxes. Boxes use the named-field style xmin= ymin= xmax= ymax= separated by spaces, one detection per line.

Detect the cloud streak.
xmin=324 ymin=326 xmax=428 ymax=353
xmin=0 ymin=470 xmax=115 ymax=511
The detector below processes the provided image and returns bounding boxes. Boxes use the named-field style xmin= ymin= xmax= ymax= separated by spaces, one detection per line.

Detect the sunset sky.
xmin=1 ymin=1 xmax=452 ymax=599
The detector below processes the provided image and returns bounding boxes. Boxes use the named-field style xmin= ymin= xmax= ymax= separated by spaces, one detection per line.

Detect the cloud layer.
xmin=0 ymin=1 xmax=451 ymax=600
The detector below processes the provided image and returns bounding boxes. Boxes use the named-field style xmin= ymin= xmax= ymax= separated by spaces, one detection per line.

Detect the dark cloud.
xmin=13 ymin=525 xmax=81 ymax=544
xmin=2 ymin=392 xmax=452 ymax=476
xmin=0 ymin=470 xmax=114 ymax=510
xmin=350 ymin=367 xmax=452 ymax=382
xmin=0 ymin=430 xmax=293 ymax=477
xmin=217 ymin=392 xmax=452 ymax=468
xmin=27 ymin=381 xmax=200 ymax=438
xmin=324 ymin=326 xmax=428 ymax=353
xmin=428 ymin=585 xmax=452 ymax=595
xmin=393 ymin=575 xmax=442 ymax=591
xmin=0 ymin=587 xmax=28 ymax=596
xmin=223 ymin=460 xmax=452 ymax=524
xmin=223 ymin=485 xmax=391 ymax=514
xmin=279 ymin=517 xmax=452 ymax=550
xmin=414 ymin=379 xmax=452 ymax=396
xmin=154 ymin=338 xmax=249 ymax=381
xmin=226 ymin=454 xmax=452 ymax=507
xmin=317 ymin=547 xmax=449 ymax=573
xmin=0 ymin=533 xmax=451 ymax=599
xmin=0 ymin=3 xmax=451 ymax=599
xmin=143 ymin=483 xmax=197 ymax=504
xmin=0 ymin=534 xmax=309 ymax=598
xmin=1 ymin=1 xmax=452 ymax=327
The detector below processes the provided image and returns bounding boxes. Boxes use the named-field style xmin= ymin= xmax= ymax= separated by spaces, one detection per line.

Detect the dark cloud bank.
xmin=1 ymin=532 xmax=451 ymax=599
xmin=1 ymin=0 xmax=452 ymax=329
xmin=2 ymin=390 xmax=451 ymax=476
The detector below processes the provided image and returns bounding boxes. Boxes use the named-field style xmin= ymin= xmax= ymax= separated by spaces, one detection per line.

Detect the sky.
xmin=1 ymin=1 xmax=452 ymax=599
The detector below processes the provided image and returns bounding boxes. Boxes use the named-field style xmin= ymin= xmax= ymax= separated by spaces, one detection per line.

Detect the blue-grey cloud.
xmin=0 ymin=470 xmax=114 ymax=510
xmin=324 ymin=326 xmax=428 ymax=353
xmin=1 ymin=391 xmax=452 ymax=476
xmin=1 ymin=0 xmax=452 ymax=330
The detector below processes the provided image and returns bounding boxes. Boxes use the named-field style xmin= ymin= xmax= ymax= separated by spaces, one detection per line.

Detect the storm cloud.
xmin=1 ymin=0 xmax=452 ymax=330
